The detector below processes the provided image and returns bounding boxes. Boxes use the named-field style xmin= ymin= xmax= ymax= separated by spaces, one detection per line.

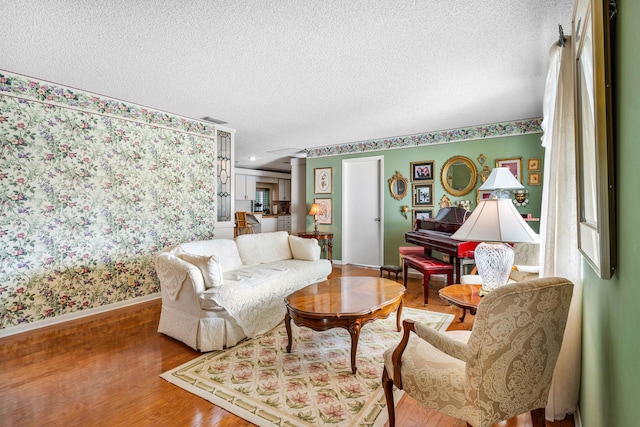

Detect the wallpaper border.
xmin=306 ymin=118 xmax=543 ymax=158
xmin=0 ymin=70 xmax=213 ymax=136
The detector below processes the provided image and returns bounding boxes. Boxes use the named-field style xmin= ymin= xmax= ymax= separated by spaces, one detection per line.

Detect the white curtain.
xmin=539 ymin=36 xmax=582 ymax=420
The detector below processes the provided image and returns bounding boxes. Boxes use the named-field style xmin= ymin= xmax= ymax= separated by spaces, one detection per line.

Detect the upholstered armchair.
xmin=382 ymin=277 xmax=573 ymax=427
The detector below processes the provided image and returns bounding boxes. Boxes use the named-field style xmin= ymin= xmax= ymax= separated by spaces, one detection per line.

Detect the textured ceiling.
xmin=1 ymin=0 xmax=573 ymax=171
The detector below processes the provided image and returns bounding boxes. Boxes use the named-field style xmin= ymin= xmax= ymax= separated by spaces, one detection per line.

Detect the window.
xmin=255 ymin=188 xmax=270 ymax=212
xmin=217 ymin=131 xmax=232 ymax=221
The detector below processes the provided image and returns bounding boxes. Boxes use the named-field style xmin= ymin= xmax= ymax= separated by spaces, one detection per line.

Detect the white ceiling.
xmin=1 ymin=0 xmax=573 ymax=172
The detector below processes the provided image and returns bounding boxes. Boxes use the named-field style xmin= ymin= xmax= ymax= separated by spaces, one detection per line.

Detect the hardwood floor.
xmin=0 ymin=265 xmax=575 ymax=427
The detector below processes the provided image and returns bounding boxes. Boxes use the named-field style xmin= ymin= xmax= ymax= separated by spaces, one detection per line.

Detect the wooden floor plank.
xmin=0 ymin=264 xmax=575 ymax=427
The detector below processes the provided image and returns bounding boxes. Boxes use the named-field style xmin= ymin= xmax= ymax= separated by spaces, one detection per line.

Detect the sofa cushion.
xmin=235 ymin=231 xmax=293 ymax=264
xmin=177 ymin=253 xmax=224 ymax=288
xmin=201 ymin=258 xmax=332 ymax=337
xmin=175 ymin=239 xmax=243 ymax=272
xmin=288 ymin=235 xmax=320 ymax=261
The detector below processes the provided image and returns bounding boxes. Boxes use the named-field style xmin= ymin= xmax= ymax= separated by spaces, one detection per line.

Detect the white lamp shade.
xmin=479 ymin=167 xmax=524 ymax=191
xmin=451 ymin=198 xmax=539 ymax=243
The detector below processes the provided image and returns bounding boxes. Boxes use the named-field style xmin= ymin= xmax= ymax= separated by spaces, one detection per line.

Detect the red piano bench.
xmin=402 ymin=254 xmax=454 ymax=305
xmin=398 ymin=246 xmax=425 ymax=270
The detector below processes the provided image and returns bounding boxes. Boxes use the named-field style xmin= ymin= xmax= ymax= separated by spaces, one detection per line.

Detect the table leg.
xmin=395 ymin=299 xmax=403 ymax=332
xmin=348 ymin=321 xmax=361 ymax=374
xmin=454 ymin=257 xmax=462 ymax=283
xmin=285 ymin=310 xmax=293 ymax=353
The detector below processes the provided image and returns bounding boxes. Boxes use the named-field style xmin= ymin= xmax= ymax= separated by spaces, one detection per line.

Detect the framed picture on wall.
xmin=410 ymin=160 xmax=435 ymax=181
xmin=528 ymin=172 xmax=541 ymax=186
xmin=412 ymin=209 xmax=433 ymax=223
xmin=476 ymin=189 xmax=493 ymax=205
xmin=314 ymin=198 xmax=332 ymax=224
xmin=314 ymin=167 xmax=332 ymax=194
xmin=527 ymin=158 xmax=541 ymax=171
xmin=412 ymin=183 xmax=433 ymax=206
xmin=496 ymin=157 xmax=523 ymax=182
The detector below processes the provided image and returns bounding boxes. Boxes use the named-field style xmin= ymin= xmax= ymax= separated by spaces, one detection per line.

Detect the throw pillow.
xmin=177 ymin=253 xmax=224 ymax=288
xmin=288 ymin=235 xmax=321 ymax=261
xmin=176 ymin=239 xmax=243 ymax=272
xmin=236 ymin=231 xmax=293 ymax=264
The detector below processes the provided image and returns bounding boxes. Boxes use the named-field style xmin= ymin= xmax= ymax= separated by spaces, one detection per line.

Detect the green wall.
xmin=580 ymin=2 xmax=640 ymax=426
xmin=306 ymin=132 xmax=545 ymax=264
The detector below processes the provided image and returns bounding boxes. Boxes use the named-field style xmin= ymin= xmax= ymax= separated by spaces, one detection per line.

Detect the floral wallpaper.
xmin=0 ymin=71 xmax=218 ymax=330
xmin=305 ymin=118 xmax=542 ymax=158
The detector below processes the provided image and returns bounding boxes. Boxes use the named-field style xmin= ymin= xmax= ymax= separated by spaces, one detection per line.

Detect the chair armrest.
xmin=391 ymin=319 xmax=416 ymax=388
xmin=391 ymin=319 xmax=474 ymax=389
xmin=413 ymin=321 xmax=474 ymax=363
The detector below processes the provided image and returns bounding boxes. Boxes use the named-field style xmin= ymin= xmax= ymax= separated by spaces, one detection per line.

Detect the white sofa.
xmin=155 ymin=231 xmax=332 ymax=351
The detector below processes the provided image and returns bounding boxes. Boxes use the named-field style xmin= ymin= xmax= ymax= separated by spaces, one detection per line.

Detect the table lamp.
xmin=451 ymin=198 xmax=539 ymax=295
xmin=479 ymin=167 xmax=523 ymax=199
xmin=308 ymin=203 xmax=320 ymax=234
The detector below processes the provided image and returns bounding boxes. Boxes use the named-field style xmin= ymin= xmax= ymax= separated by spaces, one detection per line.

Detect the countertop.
xmin=253 ymin=212 xmax=290 ymax=218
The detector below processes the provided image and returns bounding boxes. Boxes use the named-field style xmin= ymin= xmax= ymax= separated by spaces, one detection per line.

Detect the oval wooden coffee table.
xmin=284 ymin=276 xmax=405 ymax=374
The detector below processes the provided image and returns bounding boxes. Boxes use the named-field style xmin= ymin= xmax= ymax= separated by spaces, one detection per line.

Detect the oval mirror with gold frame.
xmin=440 ymin=156 xmax=477 ymax=197
xmin=388 ymin=171 xmax=408 ymax=200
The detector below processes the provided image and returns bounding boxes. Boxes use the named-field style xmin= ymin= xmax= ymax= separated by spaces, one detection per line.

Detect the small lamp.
xmin=479 ymin=167 xmax=524 ymax=199
xmin=451 ymin=198 xmax=539 ymax=295
xmin=308 ymin=203 xmax=320 ymax=234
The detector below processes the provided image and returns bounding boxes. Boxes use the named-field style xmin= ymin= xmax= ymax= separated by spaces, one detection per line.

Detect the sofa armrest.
xmin=155 ymin=253 xmax=206 ymax=301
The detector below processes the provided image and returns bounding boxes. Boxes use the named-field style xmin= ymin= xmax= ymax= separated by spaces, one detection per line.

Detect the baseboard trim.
xmin=0 ymin=293 xmax=161 ymax=339
xmin=575 ymin=406 xmax=583 ymax=427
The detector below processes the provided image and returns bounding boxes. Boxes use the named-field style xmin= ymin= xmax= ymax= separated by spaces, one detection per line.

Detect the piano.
xmin=405 ymin=206 xmax=479 ymax=282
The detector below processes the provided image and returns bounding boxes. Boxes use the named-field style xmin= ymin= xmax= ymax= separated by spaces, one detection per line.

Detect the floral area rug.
xmin=160 ymin=308 xmax=453 ymax=427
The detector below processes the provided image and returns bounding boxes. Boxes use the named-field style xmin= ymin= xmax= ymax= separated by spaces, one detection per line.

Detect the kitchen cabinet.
xmin=235 ymin=174 xmax=256 ymax=201
xmin=277 ymin=215 xmax=291 ymax=233
xmin=261 ymin=217 xmax=278 ymax=233
xmin=277 ymin=179 xmax=291 ymax=201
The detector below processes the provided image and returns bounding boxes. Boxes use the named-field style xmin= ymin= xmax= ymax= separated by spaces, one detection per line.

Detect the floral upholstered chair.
xmin=381 ymin=277 xmax=573 ymax=427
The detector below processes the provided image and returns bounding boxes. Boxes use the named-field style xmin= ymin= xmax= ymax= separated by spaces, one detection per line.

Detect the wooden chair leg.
xmin=382 ymin=366 xmax=396 ymax=427
xmin=531 ymin=407 xmax=546 ymax=427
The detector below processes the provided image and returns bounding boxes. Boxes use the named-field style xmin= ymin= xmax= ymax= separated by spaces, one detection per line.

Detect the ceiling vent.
xmin=267 ymin=148 xmax=307 ymax=158
xmin=200 ymin=116 xmax=227 ymax=125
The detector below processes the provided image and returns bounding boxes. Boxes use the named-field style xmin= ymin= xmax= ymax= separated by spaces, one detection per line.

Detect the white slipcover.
xmin=155 ymin=232 xmax=331 ymax=351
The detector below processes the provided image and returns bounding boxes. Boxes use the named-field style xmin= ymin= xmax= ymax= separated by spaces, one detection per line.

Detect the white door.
xmin=342 ymin=156 xmax=383 ymax=267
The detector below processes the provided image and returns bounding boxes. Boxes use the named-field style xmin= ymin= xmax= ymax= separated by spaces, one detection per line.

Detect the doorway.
xmin=342 ymin=156 xmax=383 ymax=267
